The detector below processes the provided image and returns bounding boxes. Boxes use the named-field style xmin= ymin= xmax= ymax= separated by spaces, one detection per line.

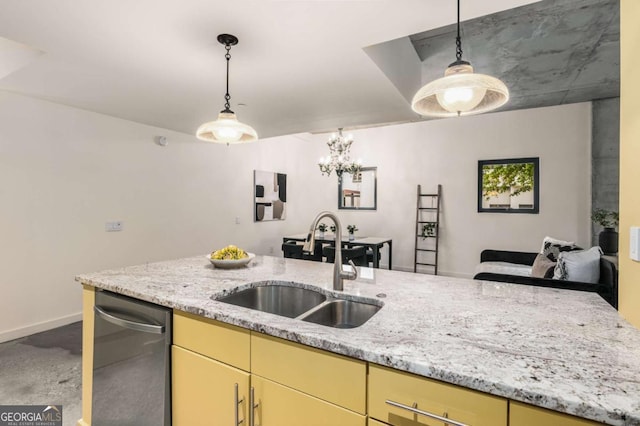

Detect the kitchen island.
xmin=76 ymin=255 xmax=640 ymax=425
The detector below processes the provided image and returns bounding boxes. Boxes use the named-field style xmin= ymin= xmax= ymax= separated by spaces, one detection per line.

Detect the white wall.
xmin=307 ymin=103 xmax=592 ymax=276
xmin=0 ymin=91 xmax=591 ymax=341
xmin=0 ymin=92 xmax=330 ymax=342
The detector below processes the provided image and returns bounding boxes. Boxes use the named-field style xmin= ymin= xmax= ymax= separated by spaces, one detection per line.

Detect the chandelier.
xmin=411 ymin=0 xmax=509 ymax=117
xmin=318 ymin=128 xmax=362 ymax=182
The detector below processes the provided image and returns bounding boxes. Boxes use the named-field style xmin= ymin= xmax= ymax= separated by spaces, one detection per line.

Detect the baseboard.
xmin=389 ymin=264 xmax=414 ymax=272
xmin=440 ymin=270 xmax=474 ymax=279
xmin=0 ymin=312 xmax=82 ymax=343
xmin=389 ymin=265 xmax=473 ymax=279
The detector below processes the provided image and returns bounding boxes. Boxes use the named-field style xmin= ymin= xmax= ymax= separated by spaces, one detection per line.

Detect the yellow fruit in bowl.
xmin=211 ymin=245 xmax=248 ymax=260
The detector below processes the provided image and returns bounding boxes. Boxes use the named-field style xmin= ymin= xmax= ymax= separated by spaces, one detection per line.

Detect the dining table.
xmin=282 ymin=233 xmax=393 ymax=269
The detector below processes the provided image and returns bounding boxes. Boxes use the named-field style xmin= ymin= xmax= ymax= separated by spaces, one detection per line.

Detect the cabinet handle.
xmin=249 ymin=386 xmax=259 ymax=426
xmin=385 ymin=400 xmax=469 ymax=426
xmin=234 ymin=383 xmax=245 ymax=425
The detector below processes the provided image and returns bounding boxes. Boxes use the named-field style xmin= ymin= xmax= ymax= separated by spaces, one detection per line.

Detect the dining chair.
xmin=322 ymin=246 xmax=368 ymax=266
xmin=282 ymin=240 xmax=324 ymax=262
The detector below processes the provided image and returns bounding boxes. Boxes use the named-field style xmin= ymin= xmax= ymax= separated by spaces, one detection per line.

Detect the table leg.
xmin=372 ymin=245 xmax=380 ymax=269
xmin=388 ymin=241 xmax=393 ymax=270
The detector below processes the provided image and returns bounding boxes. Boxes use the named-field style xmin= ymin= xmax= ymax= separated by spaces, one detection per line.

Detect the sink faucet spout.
xmin=303 ymin=211 xmax=358 ymax=291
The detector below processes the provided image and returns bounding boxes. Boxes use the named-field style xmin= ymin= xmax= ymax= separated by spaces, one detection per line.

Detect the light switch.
xmin=631 ymin=227 xmax=640 ymax=261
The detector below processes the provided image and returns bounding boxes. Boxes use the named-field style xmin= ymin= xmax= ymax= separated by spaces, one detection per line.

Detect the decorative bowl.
xmin=208 ymin=253 xmax=255 ymax=269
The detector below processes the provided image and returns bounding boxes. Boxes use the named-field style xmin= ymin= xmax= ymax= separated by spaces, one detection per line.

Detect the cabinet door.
xmin=172 ymin=345 xmax=249 ymax=426
xmin=251 ymin=375 xmax=366 ymax=426
xmin=369 ymin=364 xmax=507 ymax=426
xmin=509 ymin=402 xmax=603 ymax=426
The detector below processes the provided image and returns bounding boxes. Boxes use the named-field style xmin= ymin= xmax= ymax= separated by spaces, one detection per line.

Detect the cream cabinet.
xmin=251 ymin=375 xmax=365 ymax=426
xmin=369 ymin=364 xmax=508 ymax=426
xmin=251 ymin=332 xmax=367 ymax=414
xmin=510 ymin=401 xmax=604 ymax=426
xmin=172 ymin=311 xmax=365 ymax=426
xmin=172 ymin=312 xmax=252 ymax=426
xmin=172 ymin=345 xmax=249 ymax=426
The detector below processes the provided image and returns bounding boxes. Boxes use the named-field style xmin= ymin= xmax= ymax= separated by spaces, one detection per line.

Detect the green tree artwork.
xmin=482 ymin=163 xmax=535 ymax=199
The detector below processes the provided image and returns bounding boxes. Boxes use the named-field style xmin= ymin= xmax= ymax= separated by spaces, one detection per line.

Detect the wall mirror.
xmin=478 ymin=157 xmax=539 ymax=213
xmin=338 ymin=166 xmax=377 ymax=210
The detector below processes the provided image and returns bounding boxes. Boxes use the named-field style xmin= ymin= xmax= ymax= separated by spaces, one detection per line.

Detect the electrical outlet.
xmin=268 ymin=246 xmax=274 ymax=254
xmin=235 ymin=216 xmax=240 ymax=224
xmin=105 ymin=221 xmax=123 ymax=232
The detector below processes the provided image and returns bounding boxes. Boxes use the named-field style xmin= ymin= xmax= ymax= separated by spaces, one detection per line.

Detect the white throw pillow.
xmin=540 ymin=236 xmax=578 ymax=262
xmin=553 ymin=246 xmax=602 ymax=283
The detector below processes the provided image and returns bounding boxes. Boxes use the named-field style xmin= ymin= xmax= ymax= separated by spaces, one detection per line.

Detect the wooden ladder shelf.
xmin=414 ymin=184 xmax=442 ymax=275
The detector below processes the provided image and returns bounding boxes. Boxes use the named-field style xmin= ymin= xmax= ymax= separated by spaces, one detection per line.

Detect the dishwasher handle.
xmin=94 ymin=305 xmax=165 ymax=334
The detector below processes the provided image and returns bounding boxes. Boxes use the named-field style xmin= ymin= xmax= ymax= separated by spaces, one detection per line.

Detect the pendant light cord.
xmin=224 ymin=44 xmax=232 ymax=112
xmin=455 ymin=0 xmax=463 ymax=62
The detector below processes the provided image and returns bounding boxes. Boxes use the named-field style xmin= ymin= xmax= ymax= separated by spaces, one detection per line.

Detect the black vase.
xmin=599 ymin=227 xmax=619 ymax=255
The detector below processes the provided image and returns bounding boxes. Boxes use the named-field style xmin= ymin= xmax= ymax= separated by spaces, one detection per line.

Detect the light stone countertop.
xmin=76 ymin=255 xmax=640 ymax=425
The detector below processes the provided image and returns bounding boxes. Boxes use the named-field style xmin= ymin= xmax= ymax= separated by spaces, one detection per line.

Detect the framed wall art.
xmin=478 ymin=157 xmax=539 ymax=213
xmin=254 ymin=170 xmax=287 ymax=221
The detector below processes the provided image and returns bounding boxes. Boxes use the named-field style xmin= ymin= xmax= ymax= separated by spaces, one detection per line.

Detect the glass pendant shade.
xmin=196 ymin=111 xmax=258 ymax=144
xmin=197 ymin=34 xmax=258 ymax=144
xmin=412 ymin=63 xmax=509 ymax=117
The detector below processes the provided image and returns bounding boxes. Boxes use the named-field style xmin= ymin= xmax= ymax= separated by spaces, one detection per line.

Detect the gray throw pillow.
xmin=553 ymin=246 xmax=602 ymax=283
xmin=531 ymin=254 xmax=556 ymax=278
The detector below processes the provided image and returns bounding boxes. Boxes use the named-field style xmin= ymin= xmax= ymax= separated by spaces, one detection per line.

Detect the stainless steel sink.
xmin=217 ymin=285 xmax=327 ymax=318
xmin=301 ymin=299 xmax=381 ymax=329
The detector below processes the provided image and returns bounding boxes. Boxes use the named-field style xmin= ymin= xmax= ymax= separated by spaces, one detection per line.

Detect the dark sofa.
xmin=473 ymin=249 xmax=618 ymax=309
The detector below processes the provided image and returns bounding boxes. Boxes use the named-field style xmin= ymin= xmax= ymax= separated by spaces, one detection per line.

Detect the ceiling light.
xmin=411 ymin=0 xmax=509 ymax=117
xmin=196 ymin=34 xmax=258 ymax=144
xmin=318 ymin=128 xmax=363 ymax=182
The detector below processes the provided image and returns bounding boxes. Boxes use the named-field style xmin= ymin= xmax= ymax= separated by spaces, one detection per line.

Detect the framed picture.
xmin=254 ymin=170 xmax=287 ymax=221
xmin=478 ymin=157 xmax=539 ymax=213
xmin=338 ymin=166 xmax=377 ymax=210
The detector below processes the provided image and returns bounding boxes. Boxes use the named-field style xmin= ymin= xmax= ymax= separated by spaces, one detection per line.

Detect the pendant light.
xmin=411 ymin=0 xmax=509 ymax=117
xmin=196 ymin=34 xmax=258 ymax=144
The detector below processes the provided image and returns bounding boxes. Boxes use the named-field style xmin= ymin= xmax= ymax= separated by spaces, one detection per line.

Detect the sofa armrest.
xmin=480 ymin=249 xmax=538 ymax=266
xmin=473 ymin=272 xmax=616 ymax=309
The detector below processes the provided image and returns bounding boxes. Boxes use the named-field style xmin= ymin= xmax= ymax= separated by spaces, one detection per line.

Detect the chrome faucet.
xmin=303 ymin=211 xmax=358 ymax=291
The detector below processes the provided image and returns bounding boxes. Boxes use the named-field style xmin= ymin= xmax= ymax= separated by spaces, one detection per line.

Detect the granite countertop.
xmin=76 ymin=255 xmax=640 ymax=425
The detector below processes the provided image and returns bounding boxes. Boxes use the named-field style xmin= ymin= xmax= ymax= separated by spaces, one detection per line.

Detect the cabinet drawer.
xmin=251 ymin=375 xmax=366 ymax=426
xmin=369 ymin=419 xmax=389 ymax=426
xmin=173 ymin=311 xmax=250 ymax=371
xmin=251 ymin=332 xmax=366 ymax=414
xmin=509 ymin=401 xmax=603 ymax=426
xmin=369 ymin=364 xmax=507 ymax=426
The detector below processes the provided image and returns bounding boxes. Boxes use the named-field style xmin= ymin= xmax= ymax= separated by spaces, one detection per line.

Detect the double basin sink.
xmin=215 ymin=283 xmax=381 ymax=329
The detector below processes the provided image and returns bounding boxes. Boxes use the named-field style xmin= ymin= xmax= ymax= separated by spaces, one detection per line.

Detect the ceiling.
xmin=407 ymin=0 xmax=619 ymax=113
xmin=0 ymin=0 xmax=617 ymax=140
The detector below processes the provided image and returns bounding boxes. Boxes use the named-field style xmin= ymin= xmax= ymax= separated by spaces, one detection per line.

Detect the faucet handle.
xmin=341 ymin=260 xmax=359 ymax=281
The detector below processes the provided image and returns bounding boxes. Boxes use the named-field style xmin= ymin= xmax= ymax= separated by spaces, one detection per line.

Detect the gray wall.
xmin=591 ymin=97 xmax=620 ymax=246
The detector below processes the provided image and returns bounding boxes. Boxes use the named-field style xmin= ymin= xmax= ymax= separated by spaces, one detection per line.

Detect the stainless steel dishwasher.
xmin=92 ymin=290 xmax=171 ymax=426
